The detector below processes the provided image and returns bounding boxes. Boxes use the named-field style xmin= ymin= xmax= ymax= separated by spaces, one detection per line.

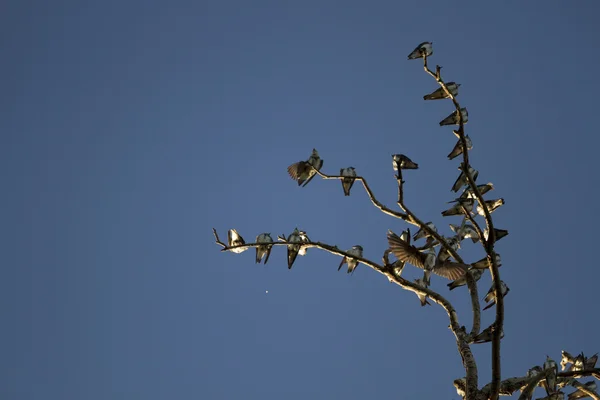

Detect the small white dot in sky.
xmin=265 ymin=290 xmax=269 ymax=294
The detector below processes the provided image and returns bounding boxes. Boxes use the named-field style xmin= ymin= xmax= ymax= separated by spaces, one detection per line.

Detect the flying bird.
xmin=477 ymin=198 xmax=505 ymax=216
xmin=387 ymin=230 xmax=468 ymax=281
xmin=482 ymin=280 xmax=510 ymax=310
xmin=338 ymin=245 xmax=364 ymax=274
xmin=439 ymin=107 xmax=469 ymax=126
xmin=340 ymin=167 xmax=357 ymax=196
xmin=287 ymin=149 xmax=324 ymax=187
xmin=255 ymin=233 xmax=274 ymax=264
xmin=392 ymin=154 xmax=419 ymax=170
xmin=447 ymin=268 xmax=483 ymax=290
xmin=424 ymin=82 xmax=461 ymax=100
xmin=227 ymin=229 xmax=247 ymax=253
xmin=407 ymin=42 xmax=433 ymax=59
xmin=452 ymin=164 xmax=479 ymax=192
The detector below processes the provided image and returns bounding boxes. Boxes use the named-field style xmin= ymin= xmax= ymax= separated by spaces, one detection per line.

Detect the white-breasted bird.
xmin=449 ymin=222 xmax=479 ymax=243
xmin=561 ymin=350 xmax=576 ymax=371
xmin=392 ymin=154 xmax=419 ymax=170
xmin=568 ymin=381 xmax=597 ymax=400
xmin=414 ymin=277 xmax=431 ymax=306
xmin=287 ymin=149 xmax=324 ymax=187
xmin=413 ymin=222 xmax=437 ymax=241
xmin=387 ymin=230 xmax=468 ymax=281
xmin=544 ymin=356 xmax=559 ymax=395
xmin=459 ymin=182 xmax=494 ymax=199
xmin=255 ymin=233 xmax=274 ymax=264
xmin=477 ymin=198 xmax=505 ymax=216
xmin=227 ymin=229 xmax=247 ymax=253
xmin=340 ymin=167 xmax=357 ymax=196
xmin=447 ymin=268 xmax=483 ymax=290
xmin=285 ymin=228 xmax=306 ymax=269
xmin=439 ymin=107 xmax=468 ymax=126
xmin=424 ymin=82 xmax=460 ymax=100
xmin=448 ymin=134 xmax=473 ymax=160
xmin=484 ymin=227 xmax=509 ymax=242
xmin=407 ymin=42 xmax=433 ymax=59
xmin=471 ymin=253 xmax=502 ymax=269
xmin=470 ymin=323 xmax=503 ymax=344
xmin=338 ymin=245 xmax=364 ymax=274
xmin=482 ymin=280 xmax=510 ymax=311
xmin=442 ymin=198 xmax=474 ymax=217
xmin=452 ymin=164 xmax=479 ymax=192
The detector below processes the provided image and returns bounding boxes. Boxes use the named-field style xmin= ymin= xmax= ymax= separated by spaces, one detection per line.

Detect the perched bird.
xmin=286 ymin=228 xmax=305 ymax=269
xmin=450 ymin=222 xmax=479 ymax=243
xmin=340 ymin=167 xmax=357 ymax=196
xmin=435 ymin=236 xmax=460 ymax=265
xmin=413 ymin=222 xmax=437 ymax=241
xmin=568 ymin=381 xmax=598 ymax=400
xmin=561 ymin=350 xmax=576 ymax=371
xmin=424 ymin=82 xmax=460 ymax=100
xmin=387 ymin=230 xmax=468 ymax=280
xmin=448 ymin=134 xmax=473 ymax=160
xmin=471 ymin=253 xmax=502 ymax=269
xmin=439 ymin=107 xmax=469 ymax=126
xmin=255 ymin=233 xmax=274 ymax=264
xmin=442 ymin=198 xmax=474 ymax=217
xmin=392 ymin=154 xmax=419 ymax=170
xmin=483 ymin=280 xmax=510 ymax=311
xmin=452 ymin=164 xmax=479 ymax=192
xmin=572 ymin=353 xmax=586 ymax=372
xmin=287 ymin=149 xmax=324 ymax=187
xmin=544 ymin=356 xmax=559 ymax=395
xmin=477 ymin=198 xmax=505 ymax=216
xmin=407 ymin=42 xmax=433 ymax=59
xmin=520 ymin=366 xmax=543 ymax=400
xmin=484 ymin=227 xmax=509 ymax=242
xmin=470 ymin=323 xmax=503 ymax=344
xmin=227 ymin=229 xmax=247 ymax=253
xmin=460 ymin=182 xmax=494 ymax=199
xmin=338 ymin=245 xmax=364 ymax=274
xmin=447 ymin=268 xmax=483 ymax=290
xmin=585 ymin=353 xmax=598 ymax=369
xmin=414 ymin=277 xmax=431 ymax=306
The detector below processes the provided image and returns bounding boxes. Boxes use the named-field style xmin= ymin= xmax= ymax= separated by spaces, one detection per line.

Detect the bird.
xmin=414 ymin=277 xmax=431 ymax=306
xmin=544 ymin=356 xmax=559 ymax=395
xmin=484 ymin=227 xmax=509 ymax=242
xmin=561 ymin=350 xmax=576 ymax=371
xmin=442 ymin=198 xmax=474 ymax=217
xmin=572 ymin=353 xmax=586 ymax=372
xmin=521 ymin=366 xmax=543 ymax=400
xmin=477 ymin=198 xmax=505 ymax=216
xmin=387 ymin=230 xmax=468 ymax=280
xmin=338 ymin=245 xmax=363 ymax=274
xmin=452 ymin=164 xmax=479 ymax=192
xmin=424 ymin=82 xmax=460 ymax=100
xmin=568 ymin=381 xmax=597 ymax=400
xmin=407 ymin=42 xmax=433 ymax=59
xmin=447 ymin=268 xmax=483 ymax=290
xmin=449 ymin=222 xmax=479 ymax=243
xmin=287 ymin=149 xmax=324 ymax=187
xmin=482 ymin=280 xmax=510 ymax=310
xmin=439 ymin=107 xmax=469 ymax=126
xmin=448 ymin=134 xmax=473 ymax=160
xmin=255 ymin=233 xmax=274 ymax=264
xmin=470 ymin=323 xmax=503 ymax=344
xmin=471 ymin=254 xmax=502 ymax=269
xmin=227 ymin=229 xmax=247 ymax=253
xmin=391 ymin=229 xmax=410 ymax=276
xmin=585 ymin=353 xmax=598 ymax=369
xmin=340 ymin=167 xmax=357 ymax=196
xmin=286 ymin=228 xmax=305 ymax=269
xmin=392 ymin=154 xmax=419 ymax=170
xmin=413 ymin=222 xmax=437 ymax=241
xmin=459 ymin=182 xmax=494 ymax=199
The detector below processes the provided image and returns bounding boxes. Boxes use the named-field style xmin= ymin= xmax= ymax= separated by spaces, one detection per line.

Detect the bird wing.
xmin=433 ymin=261 xmax=468 ymax=280
xmin=387 ymin=231 xmax=426 ymax=269
xmin=287 ymin=161 xmax=309 ymax=181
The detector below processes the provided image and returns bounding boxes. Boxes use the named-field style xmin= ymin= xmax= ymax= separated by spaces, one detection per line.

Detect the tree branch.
xmin=422 ymin=54 xmax=503 ymax=400
xmin=570 ymin=380 xmax=600 ymax=400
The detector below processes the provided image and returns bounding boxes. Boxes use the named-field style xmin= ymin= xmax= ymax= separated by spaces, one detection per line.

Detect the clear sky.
xmin=2 ymin=1 xmax=600 ymax=399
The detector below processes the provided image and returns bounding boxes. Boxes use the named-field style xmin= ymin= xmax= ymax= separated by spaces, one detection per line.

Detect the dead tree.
xmin=213 ymin=42 xmax=599 ymax=400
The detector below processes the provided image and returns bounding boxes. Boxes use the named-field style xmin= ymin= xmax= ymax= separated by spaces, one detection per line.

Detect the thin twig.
xmin=571 ymin=380 xmax=600 ymax=400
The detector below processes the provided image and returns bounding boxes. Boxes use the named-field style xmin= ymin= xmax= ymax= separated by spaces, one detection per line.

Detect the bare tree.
xmin=212 ymin=42 xmax=599 ymax=400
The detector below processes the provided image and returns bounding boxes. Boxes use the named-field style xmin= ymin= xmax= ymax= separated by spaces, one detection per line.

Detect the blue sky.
xmin=2 ymin=1 xmax=600 ymax=399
